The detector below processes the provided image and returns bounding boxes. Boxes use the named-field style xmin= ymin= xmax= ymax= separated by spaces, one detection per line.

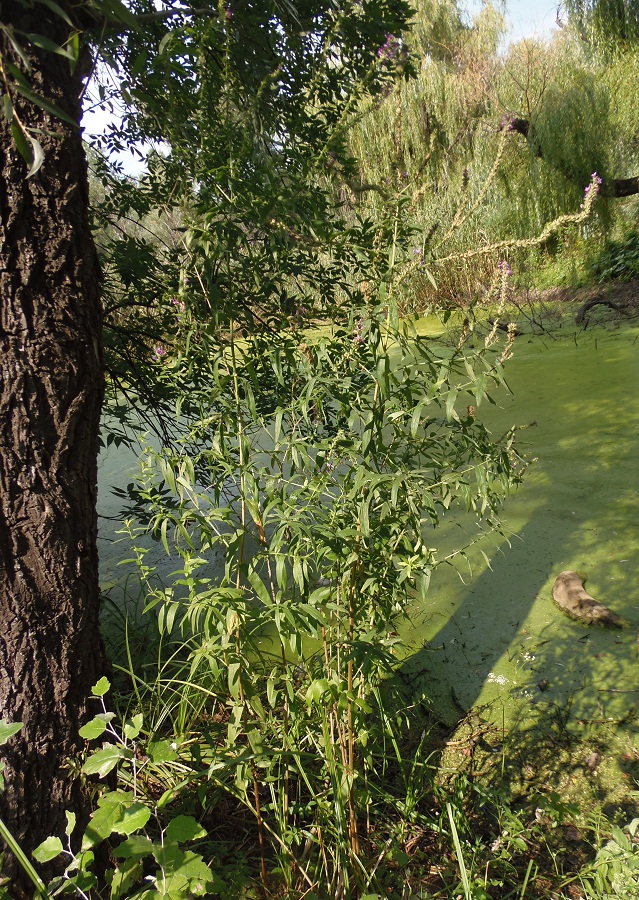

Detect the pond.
xmin=97 ymin=322 xmax=639 ymax=733
xmin=400 ymin=323 xmax=639 ymax=733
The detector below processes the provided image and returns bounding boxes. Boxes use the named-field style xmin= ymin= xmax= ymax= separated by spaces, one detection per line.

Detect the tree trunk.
xmin=0 ymin=3 xmax=106 ymax=891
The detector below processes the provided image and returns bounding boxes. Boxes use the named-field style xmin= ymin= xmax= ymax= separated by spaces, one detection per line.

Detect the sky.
xmin=492 ymin=0 xmax=561 ymax=42
xmin=461 ymin=0 xmax=562 ymax=43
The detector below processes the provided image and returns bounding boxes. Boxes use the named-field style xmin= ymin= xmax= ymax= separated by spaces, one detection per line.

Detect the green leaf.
xmin=32 ymin=835 xmax=63 ymax=863
xmin=0 ymin=721 xmax=22 ymax=745
xmin=82 ymin=743 xmax=131 ymax=778
xmin=11 ymin=80 xmax=77 ymax=126
xmin=424 ymin=267 xmax=437 ymax=289
xmin=108 ymin=857 xmax=143 ymax=899
xmin=123 ymin=713 xmax=143 ymax=740
xmin=35 ymin=0 xmax=74 ymax=27
xmin=0 ymin=818 xmax=46 ymax=895
xmin=3 ymin=93 xmax=12 ymax=121
xmin=388 ymin=295 xmax=399 ymax=329
xmin=158 ymin=31 xmax=173 ymax=56
xmin=160 ymin=458 xmax=177 ymax=494
xmin=91 ymin=677 xmax=111 ymax=697
xmin=3 ymin=32 xmax=31 ymax=72
xmin=292 ymin=556 xmax=304 ymax=591
xmin=445 ymin=386 xmax=459 ymax=422
xmin=247 ymin=567 xmax=270 ymax=605
xmin=165 ymin=815 xmax=207 ymax=844
xmin=99 ymin=0 xmax=141 ymax=31
xmin=23 ymin=32 xmax=76 ymax=60
xmin=171 ymin=850 xmax=213 ymax=883
xmin=65 ymin=811 xmax=76 ymax=837
xmin=266 ymin=675 xmax=277 ymax=708
xmin=306 ymin=678 xmax=331 ymax=706
xmin=10 ymin=119 xmax=32 ymax=166
xmin=247 ymin=728 xmax=263 ymax=755
xmin=160 ymin=517 xmax=170 ymax=558
xmin=76 ymin=849 xmax=94 ymax=873
xmin=611 ymin=825 xmax=631 ymax=851
xmin=82 ymin=792 xmax=150 ymax=850
xmin=359 ymin=499 xmax=370 ymax=537
xmin=228 ymin=661 xmax=241 ymax=700
xmin=152 ymin=840 xmax=187 ymax=872
xmin=147 ymin=739 xmax=178 ymax=763
xmin=112 ymin=834 xmax=154 ymax=861
xmin=79 ymin=712 xmax=115 ymax=740
xmin=376 ymin=355 xmax=390 ymax=398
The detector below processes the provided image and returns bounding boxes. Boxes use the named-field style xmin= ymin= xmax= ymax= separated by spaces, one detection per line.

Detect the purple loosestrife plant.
xmin=377 ymin=34 xmax=407 ymax=66
xmin=584 ymin=172 xmax=603 ymax=197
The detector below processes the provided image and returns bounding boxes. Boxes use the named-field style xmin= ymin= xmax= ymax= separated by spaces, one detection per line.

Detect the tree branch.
xmin=504 ymin=117 xmax=639 ymax=198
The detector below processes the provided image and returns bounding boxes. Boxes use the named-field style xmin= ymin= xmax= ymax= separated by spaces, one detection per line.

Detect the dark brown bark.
xmin=0 ymin=2 xmax=106 ymax=891
xmin=575 ymin=295 xmax=623 ymax=323
xmin=506 ymin=117 xmax=639 ymax=198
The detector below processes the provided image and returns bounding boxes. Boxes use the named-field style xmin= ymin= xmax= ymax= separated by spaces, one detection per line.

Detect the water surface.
xmin=400 ymin=325 xmax=639 ymax=730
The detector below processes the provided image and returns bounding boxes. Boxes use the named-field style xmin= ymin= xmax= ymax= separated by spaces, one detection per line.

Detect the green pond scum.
xmin=401 ymin=324 xmax=639 ymax=742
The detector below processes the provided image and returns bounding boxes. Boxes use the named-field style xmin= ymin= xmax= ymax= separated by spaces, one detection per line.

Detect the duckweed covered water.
xmin=401 ymin=324 xmax=639 ymax=731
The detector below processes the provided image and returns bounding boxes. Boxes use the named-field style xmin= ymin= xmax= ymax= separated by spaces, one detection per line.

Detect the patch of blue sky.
xmin=463 ymin=0 xmax=561 ymax=43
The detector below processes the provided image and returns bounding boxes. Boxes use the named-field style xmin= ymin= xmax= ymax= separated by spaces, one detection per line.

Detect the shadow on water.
xmin=398 ymin=325 xmax=639 ymax=733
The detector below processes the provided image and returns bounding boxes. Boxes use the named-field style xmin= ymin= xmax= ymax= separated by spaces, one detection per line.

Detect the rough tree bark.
xmin=0 ymin=2 xmax=107 ymax=891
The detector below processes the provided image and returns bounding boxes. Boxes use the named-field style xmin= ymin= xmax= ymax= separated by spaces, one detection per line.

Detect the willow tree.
xmin=566 ymin=0 xmax=639 ymax=48
xmin=345 ymin=0 xmax=639 ymax=311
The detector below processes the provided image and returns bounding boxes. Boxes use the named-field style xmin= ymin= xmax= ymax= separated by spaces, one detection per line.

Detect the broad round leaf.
xmin=123 ymin=712 xmax=144 ymax=740
xmin=79 ymin=713 xmax=114 ymax=740
xmin=91 ymin=677 xmax=111 ymax=697
xmin=82 ymin=744 xmax=131 ymax=778
xmin=147 ymin=739 xmax=178 ymax=763
xmin=82 ymin=793 xmax=151 ymax=850
xmin=33 ymin=836 xmax=63 ymax=863
xmin=165 ymin=815 xmax=207 ymax=844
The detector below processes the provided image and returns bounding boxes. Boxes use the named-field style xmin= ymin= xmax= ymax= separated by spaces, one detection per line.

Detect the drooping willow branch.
xmin=504 ymin=117 xmax=639 ymax=198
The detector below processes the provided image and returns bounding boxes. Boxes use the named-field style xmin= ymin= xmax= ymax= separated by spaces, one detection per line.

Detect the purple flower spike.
xmin=498 ymin=260 xmax=512 ymax=277
xmin=377 ymin=34 xmax=405 ymax=65
xmin=155 ymin=345 xmax=167 ymax=358
xmin=500 ymin=113 xmax=515 ymax=132
xmin=584 ymin=172 xmax=603 ymax=197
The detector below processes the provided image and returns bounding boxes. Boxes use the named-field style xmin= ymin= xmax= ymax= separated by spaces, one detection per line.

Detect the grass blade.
xmin=447 ymin=802 xmax=471 ymax=900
